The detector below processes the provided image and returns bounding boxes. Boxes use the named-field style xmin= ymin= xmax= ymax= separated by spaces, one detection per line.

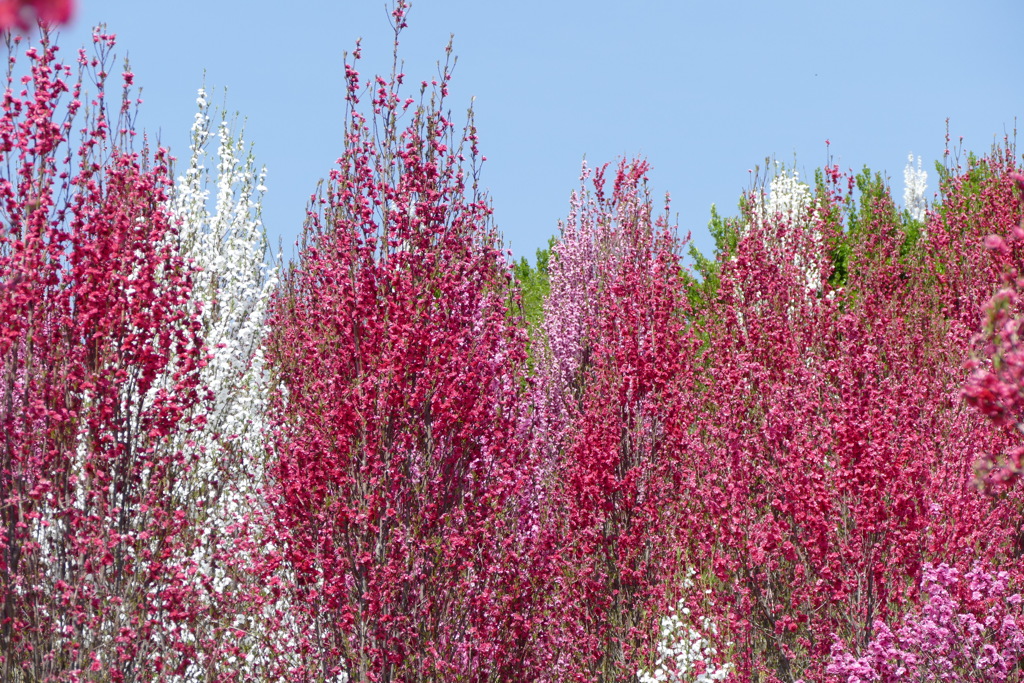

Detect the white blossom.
xmin=638 ymin=570 xmax=734 ymax=683
xmin=751 ymin=165 xmax=814 ymax=232
xmin=163 ymin=88 xmax=287 ymax=680
xmin=903 ymin=152 xmax=928 ymax=223
xmin=749 ymin=165 xmax=823 ymax=296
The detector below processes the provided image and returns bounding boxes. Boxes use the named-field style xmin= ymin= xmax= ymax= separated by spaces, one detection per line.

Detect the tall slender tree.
xmin=0 ymin=28 xmax=206 ymax=680
xmin=264 ymin=4 xmax=530 ymax=680
xmin=532 ymin=159 xmax=699 ymax=680
xmin=160 ymin=88 xmax=286 ymax=680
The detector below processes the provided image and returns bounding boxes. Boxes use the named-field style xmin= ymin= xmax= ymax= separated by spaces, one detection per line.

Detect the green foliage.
xmin=814 ymin=166 xmax=850 ymax=292
xmin=821 ymin=166 xmax=924 ymax=293
xmin=686 ymin=203 xmax=742 ymax=310
xmin=850 ymin=167 xmax=901 ymax=241
xmin=900 ymin=213 xmax=926 ymax=258
xmin=513 ymin=236 xmax=555 ymax=334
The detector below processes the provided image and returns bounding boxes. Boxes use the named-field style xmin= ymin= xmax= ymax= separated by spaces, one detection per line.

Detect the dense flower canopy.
xmin=2 ymin=7 xmax=1023 ymax=682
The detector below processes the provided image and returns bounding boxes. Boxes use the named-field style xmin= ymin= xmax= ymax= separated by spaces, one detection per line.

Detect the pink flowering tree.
xmin=529 ymin=159 xmax=700 ymax=680
xmin=959 ymin=154 xmax=1024 ymax=487
xmin=264 ymin=3 xmax=531 ymax=680
xmin=828 ymin=563 xmax=1024 ymax=682
xmin=0 ymin=29 xmax=208 ymax=680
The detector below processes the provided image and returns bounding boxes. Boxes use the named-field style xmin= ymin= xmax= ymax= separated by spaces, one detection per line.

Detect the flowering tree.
xmin=530 ymin=159 xmax=700 ymax=680
xmin=264 ymin=3 xmax=530 ymax=680
xmin=746 ymin=164 xmax=826 ymax=308
xmin=903 ymin=153 xmax=928 ymax=224
xmin=960 ymin=157 xmax=1024 ymax=487
xmin=637 ymin=569 xmax=734 ymax=683
xmin=828 ymin=563 xmax=1024 ymax=682
xmin=160 ymin=88 xmax=285 ymax=679
xmin=679 ymin=159 xmax=1023 ymax=680
xmin=0 ymin=29 xmax=207 ymax=680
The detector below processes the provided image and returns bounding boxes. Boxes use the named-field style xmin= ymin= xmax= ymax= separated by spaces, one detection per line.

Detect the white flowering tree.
xmin=748 ymin=164 xmax=824 ymax=296
xmin=903 ymin=152 xmax=928 ymax=224
xmin=169 ymin=88 xmax=276 ymax=474
xmin=161 ymin=89 xmax=287 ymax=679
xmin=638 ymin=571 xmax=734 ymax=683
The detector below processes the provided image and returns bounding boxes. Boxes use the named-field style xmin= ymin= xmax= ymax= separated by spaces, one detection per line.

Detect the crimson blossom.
xmin=264 ymin=3 xmax=531 ymax=681
xmin=0 ymin=0 xmax=72 ymax=32
xmin=960 ymin=153 xmax=1024 ymax=487
xmin=679 ymin=159 xmax=1024 ymax=681
xmin=529 ymin=159 xmax=700 ymax=681
xmin=0 ymin=29 xmax=208 ymax=681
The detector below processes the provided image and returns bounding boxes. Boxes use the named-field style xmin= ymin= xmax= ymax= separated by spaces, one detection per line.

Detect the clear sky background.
xmin=49 ymin=0 xmax=1024 ymax=263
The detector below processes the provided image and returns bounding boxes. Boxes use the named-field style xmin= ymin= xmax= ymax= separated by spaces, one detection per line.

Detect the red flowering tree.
xmin=680 ymin=160 xmax=1023 ymax=680
xmin=0 ymin=28 xmax=207 ymax=681
xmin=264 ymin=3 xmax=531 ymax=680
xmin=529 ymin=159 xmax=699 ymax=680
xmin=957 ymin=154 xmax=1024 ymax=487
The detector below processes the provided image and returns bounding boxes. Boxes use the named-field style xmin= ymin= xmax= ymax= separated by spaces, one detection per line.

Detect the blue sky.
xmin=51 ymin=0 xmax=1024 ymax=262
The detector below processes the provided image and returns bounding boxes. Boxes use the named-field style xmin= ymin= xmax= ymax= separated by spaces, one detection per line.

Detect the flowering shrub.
xmin=962 ymin=161 xmax=1024 ymax=487
xmin=681 ymin=156 xmax=1023 ymax=680
xmin=637 ymin=570 xmax=734 ymax=683
xmin=746 ymin=164 xmax=825 ymax=302
xmin=162 ymin=88 xmax=284 ymax=680
xmin=531 ymin=159 xmax=700 ymax=680
xmin=0 ymin=29 xmax=206 ymax=680
xmin=264 ymin=3 xmax=530 ymax=679
xmin=828 ymin=563 xmax=1024 ymax=682
xmin=637 ymin=604 xmax=733 ymax=683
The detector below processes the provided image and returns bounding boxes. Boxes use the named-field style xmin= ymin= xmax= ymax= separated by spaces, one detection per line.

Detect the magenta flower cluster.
xmin=828 ymin=563 xmax=1024 ymax=681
